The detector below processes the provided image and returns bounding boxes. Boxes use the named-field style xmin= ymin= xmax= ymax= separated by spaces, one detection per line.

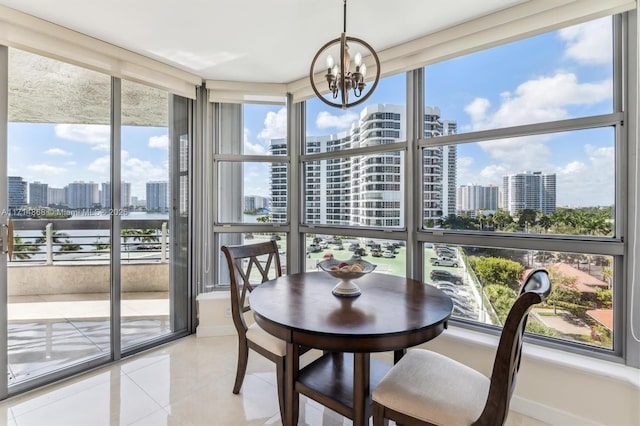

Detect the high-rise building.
xmin=423 ymin=107 xmax=457 ymax=221
xmin=271 ymin=104 xmax=456 ymax=228
xmin=29 ymin=181 xmax=48 ymax=207
xmin=66 ymin=181 xmax=99 ymax=209
xmin=503 ymin=171 xmax=556 ymax=215
xmin=244 ymin=195 xmax=270 ymax=211
xmin=8 ymin=176 xmax=27 ymax=210
xmin=270 ymin=139 xmax=287 ymax=223
xmin=283 ymin=104 xmax=406 ymax=227
xmin=100 ymin=182 xmax=132 ymax=208
xmin=146 ymin=181 xmax=169 ymax=213
xmin=457 ymin=184 xmax=500 ymax=216
xmin=47 ymin=187 xmax=66 ymax=206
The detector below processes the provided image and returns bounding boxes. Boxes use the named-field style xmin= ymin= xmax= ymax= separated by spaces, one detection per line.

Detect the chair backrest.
xmin=221 ymin=241 xmax=283 ymax=336
xmin=474 ymin=268 xmax=551 ymax=426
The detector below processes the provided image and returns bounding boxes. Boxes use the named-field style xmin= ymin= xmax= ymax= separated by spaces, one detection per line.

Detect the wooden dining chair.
xmin=221 ymin=240 xmax=289 ymax=421
xmin=372 ymin=268 xmax=552 ymax=426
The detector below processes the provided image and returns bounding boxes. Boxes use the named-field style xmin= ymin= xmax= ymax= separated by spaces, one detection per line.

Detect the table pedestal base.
xmin=295 ymin=352 xmax=390 ymax=425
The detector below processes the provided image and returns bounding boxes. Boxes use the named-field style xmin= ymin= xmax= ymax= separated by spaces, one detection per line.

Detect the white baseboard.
xmin=510 ymin=395 xmax=601 ymax=426
xmin=196 ymin=324 xmax=235 ymax=337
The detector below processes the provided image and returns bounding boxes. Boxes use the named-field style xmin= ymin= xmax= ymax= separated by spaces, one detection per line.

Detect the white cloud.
xmin=478 ymin=134 xmax=552 ymax=166
xmin=554 ymin=144 xmax=615 ymax=207
xmin=258 ymin=108 xmax=287 ymax=141
xmin=148 ymin=134 xmax=168 ymax=150
xmin=559 ymin=17 xmax=612 ymax=65
xmin=88 ymin=151 xmax=167 ymax=197
xmin=316 ymin=111 xmax=358 ymax=129
xmin=44 ymin=148 xmax=72 ymax=156
xmin=27 ymin=164 xmax=67 ymax=175
xmin=55 ymin=124 xmax=110 ymax=151
xmin=244 ymin=128 xmax=267 ymax=155
xmin=468 ymin=73 xmax=611 ymax=132
xmin=464 ymin=98 xmax=490 ymax=124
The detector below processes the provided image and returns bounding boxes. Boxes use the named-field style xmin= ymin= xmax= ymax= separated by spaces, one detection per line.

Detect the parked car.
xmin=354 ymin=247 xmax=367 ymax=257
xmin=432 ymin=280 xmax=463 ymax=292
xmin=453 ymin=304 xmax=477 ymax=320
xmin=429 ymin=256 xmax=459 ymax=267
xmin=308 ymin=244 xmax=322 ymax=253
xmin=371 ymin=248 xmax=382 ymax=257
xmin=430 ymin=269 xmax=463 ymax=285
xmin=382 ymin=250 xmax=396 ymax=258
xmin=435 ymin=247 xmax=457 ymax=257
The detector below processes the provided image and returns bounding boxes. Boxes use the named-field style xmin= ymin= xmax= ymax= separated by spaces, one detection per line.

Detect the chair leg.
xmin=373 ymin=401 xmax=389 ymax=426
xmin=275 ymin=356 xmax=286 ymax=424
xmin=233 ymin=338 xmax=249 ymax=394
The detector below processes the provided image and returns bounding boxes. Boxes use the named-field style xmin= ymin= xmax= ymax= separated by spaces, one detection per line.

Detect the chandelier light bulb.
xmin=361 ymin=63 xmax=367 ymax=77
xmin=354 ymin=52 xmax=362 ymax=67
xmin=326 ymin=55 xmax=334 ymax=71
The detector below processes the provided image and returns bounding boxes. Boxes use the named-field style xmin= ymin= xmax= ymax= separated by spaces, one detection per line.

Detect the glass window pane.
xmin=305 ymin=74 xmax=407 ymax=154
xmin=303 ymin=152 xmax=404 ymax=228
xmin=217 ymin=233 xmax=287 ymax=287
xmin=218 ymin=162 xmax=288 ymax=224
xmin=422 ymin=127 xmax=615 ymax=237
xmin=424 ymin=17 xmax=613 ymax=135
xmin=121 ymin=79 xmax=170 ymax=349
xmin=7 ymin=48 xmax=111 ymax=384
xmin=305 ymin=235 xmax=406 ymax=277
xmin=424 ymin=243 xmax=614 ymax=350
xmin=219 ymin=103 xmax=287 ymax=155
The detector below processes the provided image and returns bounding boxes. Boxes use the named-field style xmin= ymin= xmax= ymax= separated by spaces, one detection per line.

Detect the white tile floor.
xmin=0 ymin=335 xmax=550 ymax=426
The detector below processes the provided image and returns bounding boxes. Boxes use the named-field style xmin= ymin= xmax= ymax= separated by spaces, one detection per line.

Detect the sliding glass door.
xmin=0 ymin=46 xmax=191 ymax=398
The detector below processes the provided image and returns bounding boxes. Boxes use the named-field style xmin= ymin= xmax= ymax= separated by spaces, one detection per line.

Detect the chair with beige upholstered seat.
xmin=221 ymin=240 xmax=293 ymax=423
xmin=372 ymin=268 xmax=551 ymax=426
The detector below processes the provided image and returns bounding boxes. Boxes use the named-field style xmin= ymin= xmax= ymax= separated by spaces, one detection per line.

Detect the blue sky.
xmin=8 ymin=17 xmax=614 ymax=209
xmin=243 ymin=17 xmax=615 ymax=208
xmin=8 ymin=122 xmax=168 ymax=200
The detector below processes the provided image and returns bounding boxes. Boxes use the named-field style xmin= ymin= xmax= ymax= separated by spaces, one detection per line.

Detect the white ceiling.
xmin=0 ymin=0 xmax=526 ymax=84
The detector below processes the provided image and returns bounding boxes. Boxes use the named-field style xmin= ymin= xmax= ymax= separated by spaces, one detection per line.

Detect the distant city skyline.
xmin=8 ymin=176 xmax=166 ymax=210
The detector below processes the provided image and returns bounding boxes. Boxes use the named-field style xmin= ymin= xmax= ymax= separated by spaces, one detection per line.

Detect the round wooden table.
xmin=250 ymin=271 xmax=453 ymax=426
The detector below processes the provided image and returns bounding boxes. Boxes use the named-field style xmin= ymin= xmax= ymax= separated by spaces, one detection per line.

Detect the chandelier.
xmin=309 ymin=0 xmax=380 ymax=109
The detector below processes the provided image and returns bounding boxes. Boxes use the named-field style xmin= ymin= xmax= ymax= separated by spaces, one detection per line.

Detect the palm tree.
xmin=492 ymin=209 xmax=513 ymax=230
xmin=538 ymin=214 xmax=553 ymax=233
xmin=12 ymin=234 xmax=38 ymax=260
xmin=35 ymin=229 xmax=81 ymax=253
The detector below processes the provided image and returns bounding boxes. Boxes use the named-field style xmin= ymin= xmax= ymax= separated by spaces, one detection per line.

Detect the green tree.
xmin=484 ymin=284 xmax=517 ymax=323
xmin=595 ymin=287 xmax=612 ymax=308
xmin=256 ymin=213 xmax=272 ymax=223
xmin=538 ymin=214 xmax=553 ymax=233
xmin=35 ymin=229 xmax=81 ymax=253
xmin=492 ymin=209 xmax=513 ymax=230
xmin=12 ymin=234 xmax=38 ymax=260
xmin=474 ymin=257 xmax=525 ymax=290
xmin=517 ymin=209 xmax=537 ymax=232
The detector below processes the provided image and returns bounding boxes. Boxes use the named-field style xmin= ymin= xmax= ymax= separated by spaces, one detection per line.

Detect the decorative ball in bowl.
xmin=317 ymin=259 xmax=377 ymax=297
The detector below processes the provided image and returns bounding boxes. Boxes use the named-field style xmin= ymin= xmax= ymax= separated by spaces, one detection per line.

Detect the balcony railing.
xmin=10 ymin=218 xmax=169 ymax=264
